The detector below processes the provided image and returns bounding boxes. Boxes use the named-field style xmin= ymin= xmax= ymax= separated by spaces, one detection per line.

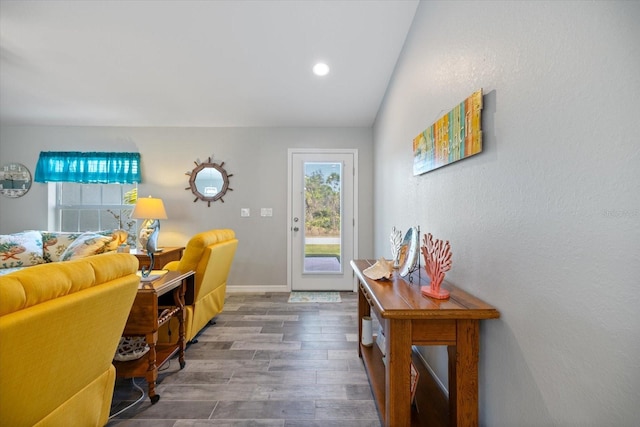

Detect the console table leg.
xmin=449 ymin=319 xmax=480 ymax=427
xmin=174 ymin=282 xmax=187 ymax=370
xmin=386 ymin=319 xmax=412 ymax=427
xmin=146 ymin=331 xmax=160 ymax=404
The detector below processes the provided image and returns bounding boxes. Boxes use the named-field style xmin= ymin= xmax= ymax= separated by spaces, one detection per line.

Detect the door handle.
xmin=293 ymin=227 xmax=299 ymax=232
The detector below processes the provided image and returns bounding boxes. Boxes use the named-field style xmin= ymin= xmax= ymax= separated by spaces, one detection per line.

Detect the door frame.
xmin=287 ymin=148 xmax=358 ymax=292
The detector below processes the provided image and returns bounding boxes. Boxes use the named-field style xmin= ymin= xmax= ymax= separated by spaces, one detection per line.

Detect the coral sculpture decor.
xmin=420 ymin=233 xmax=452 ymax=300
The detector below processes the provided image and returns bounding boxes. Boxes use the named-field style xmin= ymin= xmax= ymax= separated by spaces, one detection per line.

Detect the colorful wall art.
xmin=413 ymin=89 xmax=483 ymax=176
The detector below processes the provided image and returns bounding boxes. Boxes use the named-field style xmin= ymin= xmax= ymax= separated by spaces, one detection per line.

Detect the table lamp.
xmin=131 ymin=196 xmax=168 ymax=277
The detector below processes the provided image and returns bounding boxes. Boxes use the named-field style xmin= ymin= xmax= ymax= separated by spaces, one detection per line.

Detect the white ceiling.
xmin=0 ymin=0 xmax=418 ymax=128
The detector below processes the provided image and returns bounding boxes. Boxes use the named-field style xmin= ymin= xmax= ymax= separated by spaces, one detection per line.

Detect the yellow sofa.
xmin=0 ymin=253 xmax=140 ymax=427
xmin=160 ymin=229 xmax=237 ymax=344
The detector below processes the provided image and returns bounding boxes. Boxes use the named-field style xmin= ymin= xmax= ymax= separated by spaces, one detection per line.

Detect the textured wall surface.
xmin=0 ymin=125 xmax=374 ymax=289
xmin=374 ymin=1 xmax=639 ymax=426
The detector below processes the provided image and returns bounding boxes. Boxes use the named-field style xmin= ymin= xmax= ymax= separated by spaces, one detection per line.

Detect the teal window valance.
xmin=35 ymin=152 xmax=141 ymax=184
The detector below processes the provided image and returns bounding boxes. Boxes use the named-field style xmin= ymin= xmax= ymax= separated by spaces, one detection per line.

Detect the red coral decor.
xmin=420 ymin=233 xmax=452 ymax=300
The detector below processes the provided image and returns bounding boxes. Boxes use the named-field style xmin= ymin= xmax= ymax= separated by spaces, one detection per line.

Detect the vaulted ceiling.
xmin=0 ymin=0 xmax=418 ymax=128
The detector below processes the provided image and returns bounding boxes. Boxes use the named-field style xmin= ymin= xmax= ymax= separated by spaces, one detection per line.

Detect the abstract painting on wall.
xmin=413 ymin=89 xmax=483 ymax=176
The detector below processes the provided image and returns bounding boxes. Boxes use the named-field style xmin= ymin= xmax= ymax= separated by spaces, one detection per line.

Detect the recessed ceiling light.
xmin=313 ymin=62 xmax=330 ymax=77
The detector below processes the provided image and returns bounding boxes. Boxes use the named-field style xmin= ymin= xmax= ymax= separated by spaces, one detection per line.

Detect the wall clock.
xmin=0 ymin=162 xmax=32 ymax=198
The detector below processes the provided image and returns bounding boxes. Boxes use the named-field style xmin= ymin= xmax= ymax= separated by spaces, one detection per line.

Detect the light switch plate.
xmin=261 ymin=208 xmax=273 ymax=217
xmin=241 ymin=208 xmax=250 ymax=217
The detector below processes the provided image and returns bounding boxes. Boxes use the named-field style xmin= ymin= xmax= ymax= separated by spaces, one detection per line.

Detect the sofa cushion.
xmin=43 ymin=229 xmax=128 ymax=262
xmin=0 ymin=253 xmax=139 ymax=316
xmin=0 ymin=267 xmax=22 ymax=277
xmin=42 ymin=231 xmax=82 ymax=263
xmin=60 ymin=232 xmax=115 ymax=261
xmin=0 ymin=230 xmax=44 ymax=269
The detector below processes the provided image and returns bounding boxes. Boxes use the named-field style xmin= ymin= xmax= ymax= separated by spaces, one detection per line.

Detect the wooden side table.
xmin=351 ymin=259 xmax=500 ymax=427
xmin=114 ymin=270 xmax=195 ymax=404
xmin=131 ymin=246 xmax=184 ymax=270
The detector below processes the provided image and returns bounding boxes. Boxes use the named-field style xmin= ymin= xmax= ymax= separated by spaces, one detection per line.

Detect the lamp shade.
xmin=131 ymin=196 xmax=168 ymax=220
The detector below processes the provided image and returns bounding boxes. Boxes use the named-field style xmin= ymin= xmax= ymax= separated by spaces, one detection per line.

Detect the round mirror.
xmin=0 ymin=162 xmax=32 ymax=198
xmin=186 ymin=158 xmax=233 ymax=206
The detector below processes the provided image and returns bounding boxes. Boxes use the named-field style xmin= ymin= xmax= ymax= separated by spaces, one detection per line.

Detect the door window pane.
xmin=303 ymin=162 xmax=342 ymax=273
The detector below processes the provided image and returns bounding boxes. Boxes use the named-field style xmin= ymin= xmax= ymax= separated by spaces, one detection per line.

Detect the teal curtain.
xmin=34 ymin=152 xmax=141 ymax=184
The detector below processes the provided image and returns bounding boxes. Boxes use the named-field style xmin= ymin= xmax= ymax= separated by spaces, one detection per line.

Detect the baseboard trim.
xmin=412 ymin=345 xmax=449 ymax=395
xmin=226 ymin=285 xmax=290 ymax=293
xmin=410 ymin=346 xmax=450 ymax=426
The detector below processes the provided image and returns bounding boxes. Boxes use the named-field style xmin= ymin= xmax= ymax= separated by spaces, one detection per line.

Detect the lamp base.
xmin=140 ymin=251 xmax=155 ymax=278
xmin=139 ymin=219 xmax=160 ymax=278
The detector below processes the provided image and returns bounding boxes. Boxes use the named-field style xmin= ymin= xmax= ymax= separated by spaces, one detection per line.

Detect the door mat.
xmin=288 ymin=292 xmax=342 ymax=303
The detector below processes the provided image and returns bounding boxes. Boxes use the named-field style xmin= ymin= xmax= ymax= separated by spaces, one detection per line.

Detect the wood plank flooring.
xmin=108 ymin=292 xmax=382 ymax=426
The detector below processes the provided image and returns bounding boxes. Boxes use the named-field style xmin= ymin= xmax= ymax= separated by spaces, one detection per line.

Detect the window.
xmin=55 ymin=183 xmax=138 ymax=245
xmin=35 ymin=151 xmax=142 ymax=245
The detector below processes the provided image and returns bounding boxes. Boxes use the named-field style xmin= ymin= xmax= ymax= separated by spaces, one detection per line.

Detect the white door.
xmin=288 ymin=149 xmax=357 ymax=291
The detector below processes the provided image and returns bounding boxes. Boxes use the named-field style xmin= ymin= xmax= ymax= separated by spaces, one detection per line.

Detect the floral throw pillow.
xmin=0 ymin=230 xmax=45 ymax=269
xmin=44 ymin=229 xmax=129 ymax=262
xmin=105 ymin=229 xmax=128 ymax=251
xmin=60 ymin=232 xmax=115 ymax=261
xmin=42 ymin=232 xmax=83 ymax=263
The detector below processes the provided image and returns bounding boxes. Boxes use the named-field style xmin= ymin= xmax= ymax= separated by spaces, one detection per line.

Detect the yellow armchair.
xmin=161 ymin=229 xmax=237 ymax=343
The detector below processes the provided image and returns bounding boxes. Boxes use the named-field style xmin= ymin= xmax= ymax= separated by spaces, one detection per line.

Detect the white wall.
xmin=374 ymin=1 xmax=639 ymax=426
xmin=0 ymin=125 xmax=374 ymax=290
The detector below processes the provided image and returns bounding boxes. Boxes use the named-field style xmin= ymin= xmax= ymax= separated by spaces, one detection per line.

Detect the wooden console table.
xmin=114 ymin=270 xmax=195 ymax=404
xmin=131 ymin=246 xmax=184 ymax=270
xmin=351 ymin=259 xmax=500 ymax=427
